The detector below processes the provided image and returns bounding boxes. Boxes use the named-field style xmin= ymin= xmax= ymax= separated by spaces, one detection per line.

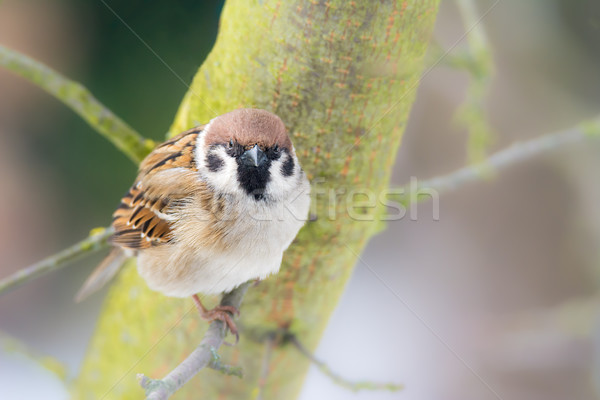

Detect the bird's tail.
xmin=75 ymin=248 xmax=129 ymax=302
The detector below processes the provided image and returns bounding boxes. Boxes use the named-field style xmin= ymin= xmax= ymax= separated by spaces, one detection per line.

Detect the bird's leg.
xmin=192 ymin=294 xmax=240 ymax=341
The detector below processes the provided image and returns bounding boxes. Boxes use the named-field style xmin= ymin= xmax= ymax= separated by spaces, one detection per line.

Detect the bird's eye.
xmin=273 ymin=144 xmax=279 ymax=153
xmin=228 ymin=139 xmax=234 ymax=148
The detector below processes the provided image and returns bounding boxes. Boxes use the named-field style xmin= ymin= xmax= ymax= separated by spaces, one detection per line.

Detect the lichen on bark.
xmin=74 ymin=1 xmax=440 ymax=399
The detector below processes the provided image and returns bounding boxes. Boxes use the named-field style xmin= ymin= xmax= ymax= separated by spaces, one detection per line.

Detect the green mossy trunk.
xmin=74 ymin=1 xmax=439 ymax=399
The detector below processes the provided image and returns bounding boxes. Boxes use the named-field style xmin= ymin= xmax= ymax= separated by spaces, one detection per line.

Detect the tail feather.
xmin=75 ymin=248 xmax=129 ymax=302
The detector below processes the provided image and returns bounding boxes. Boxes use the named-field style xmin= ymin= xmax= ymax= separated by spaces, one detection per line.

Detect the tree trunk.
xmin=74 ymin=1 xmax=440 ymax=398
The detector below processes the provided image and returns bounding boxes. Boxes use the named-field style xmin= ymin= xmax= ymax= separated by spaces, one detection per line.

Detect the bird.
xmin=75 ymin=108 xmax=311 ymax=337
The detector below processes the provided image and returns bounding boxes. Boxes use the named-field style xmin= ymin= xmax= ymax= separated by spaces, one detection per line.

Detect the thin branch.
xmin=0 ymin=227 xmax=113 ymax=295
xmin=207 ymin=347 xmax=243 ymax=378
xmin=0 ymin=44 xmax=153 ymax=164
xmin=138 ymin=282 xmax=251 ymax=400
xmin=454 ymin=0 xmax=498 ymax=163
xmin=427 ymin=42 xmax=476 ymax=74
xmin=289 ymin=335 xmax=403 ymax=392
xmin=456 ymin=0 xmax=494 ymax=72
xmin=393 ymin=120 xmax=599 ymax=205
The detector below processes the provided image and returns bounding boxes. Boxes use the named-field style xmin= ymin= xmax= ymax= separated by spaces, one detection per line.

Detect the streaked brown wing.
xmin=139 ymin=125 xmax=204 ymax=175
xmin=110 ymin=126 xmax=204 ymax=250
xmin=111 ymin=186 xmax=173 ymax=249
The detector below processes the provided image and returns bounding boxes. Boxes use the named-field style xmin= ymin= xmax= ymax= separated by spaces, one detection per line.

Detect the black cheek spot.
xmin=206 ymin=152 xmax=224 ymax=172
xmin=281 ymin=155 xmax=295 ymax=177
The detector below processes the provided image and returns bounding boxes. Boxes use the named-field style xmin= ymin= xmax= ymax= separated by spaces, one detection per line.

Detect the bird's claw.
xmin=192 ymin=295 xmax=240 ymax=343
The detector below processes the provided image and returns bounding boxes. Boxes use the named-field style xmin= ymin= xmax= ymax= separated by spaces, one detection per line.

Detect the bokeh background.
xmin=1 ymin=1 xmax=600 ymax=399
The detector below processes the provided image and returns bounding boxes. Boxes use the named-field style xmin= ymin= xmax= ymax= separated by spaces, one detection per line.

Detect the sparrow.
xmin=76 ymin=108 xmax=311 ymax=336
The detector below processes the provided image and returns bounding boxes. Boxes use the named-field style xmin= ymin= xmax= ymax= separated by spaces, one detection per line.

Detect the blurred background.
xmin=1 ymin=1 xmax=600 ymax=399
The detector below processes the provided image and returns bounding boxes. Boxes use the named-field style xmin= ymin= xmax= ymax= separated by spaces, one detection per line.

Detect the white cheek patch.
xmin=205 ymin=147 xmax=241 ymax=194
xmin=194 ymin=131 xmax=244 ymax=196
xmin=260 ymin=154 xmax=310 ymax=223
xmin=267 ymin=153 xmax=299 ymax=197
xmin=264 ymin=152 xmax=310 ymax=225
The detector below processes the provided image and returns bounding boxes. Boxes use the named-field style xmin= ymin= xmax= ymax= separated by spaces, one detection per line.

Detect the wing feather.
xmin=110 ymin=126 xmax=204 ymax=250
xmin=76 ymin=125 xmax=206 ymax=300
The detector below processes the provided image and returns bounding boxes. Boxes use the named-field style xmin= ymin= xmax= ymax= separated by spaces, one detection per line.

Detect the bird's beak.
xmin=240 ymin=144 xmax=267 ymax=167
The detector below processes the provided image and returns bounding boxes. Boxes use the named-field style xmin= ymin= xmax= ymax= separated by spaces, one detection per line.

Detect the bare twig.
xmin=456 ymin=0 xmax=493 ymax=67
xmin=454 ymin=0 xmax=498 ymax=163
xmin=207 ymin=347 xmax=243 ymax=378
xmin=0 ymin=227 xmax=113 ymax=295
xmin=289 ymin=335 xmax=403 ymax=392
xmin=426 ymin=1 xmax=498 ymax=163
xmin=0 ymin=44 xmax=153 ymax=163
xmin=138 ymin=282 xmax=250 ymax=400
xmin=393 ymin=121 xmax=599 ymax=206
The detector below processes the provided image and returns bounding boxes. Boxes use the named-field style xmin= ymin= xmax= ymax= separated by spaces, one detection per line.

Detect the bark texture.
xmin=74 ymin=1 xmax=439 ymax=398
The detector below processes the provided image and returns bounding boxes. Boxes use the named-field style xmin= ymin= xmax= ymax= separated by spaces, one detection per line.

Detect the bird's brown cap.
xmin=205 ymin=108 xmax=292 ymax=150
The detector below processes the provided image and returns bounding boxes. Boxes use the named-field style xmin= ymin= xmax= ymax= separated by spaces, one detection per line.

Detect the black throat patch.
xmin=236 ymin=161 xmax=271 ymax=200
